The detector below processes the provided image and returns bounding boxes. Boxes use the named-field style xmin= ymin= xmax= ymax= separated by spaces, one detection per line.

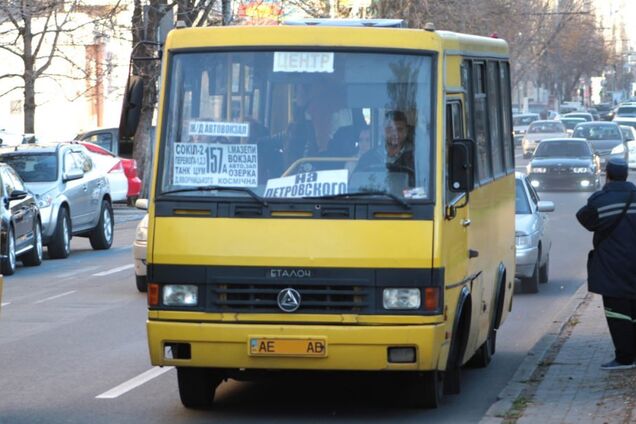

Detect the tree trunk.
xmin=222 ymin=0 xmax=232 ymax=25
xmin=22 ymin=14 xmax=35 ymax=133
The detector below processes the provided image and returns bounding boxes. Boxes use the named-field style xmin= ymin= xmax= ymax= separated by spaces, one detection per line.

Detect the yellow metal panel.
xmin=152 ymin=218 xmax=434 ymax=268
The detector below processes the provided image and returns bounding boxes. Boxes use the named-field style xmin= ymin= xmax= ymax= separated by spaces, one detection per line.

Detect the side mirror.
xmin=537 ymin=200 xmax=555 ymax=213
xmin=449 ymin=139 xmax=475 ymax=193
xmin=119 ymin=75 xmax=144 ymax=140
xmin=63 ymin=168 xmax=84 ymax=182
xmin=9 ymin=189 xmax=28 ymax=201
xmin=135 ymin=198 xmax=148 ymax=210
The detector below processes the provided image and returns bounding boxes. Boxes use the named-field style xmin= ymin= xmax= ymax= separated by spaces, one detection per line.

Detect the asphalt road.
xmin=0 ymin=163 xmax=600 ymax=423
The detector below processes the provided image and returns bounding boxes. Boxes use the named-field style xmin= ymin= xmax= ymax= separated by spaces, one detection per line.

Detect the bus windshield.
xmin=158 ymin=50 xmax=434 ymax=200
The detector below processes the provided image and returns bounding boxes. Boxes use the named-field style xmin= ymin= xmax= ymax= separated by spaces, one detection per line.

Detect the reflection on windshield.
xmin=573 ymin=126 xmax=621 ymax=140
xmin=160 ymin=51 xmax=433 ymax=200
xmin=534 ymin=141 xmax=591 ymax=157
xmin=515 ymin=179 xmax=531 ymax=214
xmin=528 ymin=123 xmax=565 ymax=133
xmin=0 ymin=154 xmax=58 ymax=183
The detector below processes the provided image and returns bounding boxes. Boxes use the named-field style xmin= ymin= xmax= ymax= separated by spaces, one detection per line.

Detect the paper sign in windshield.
xmin=173 ymin=143 xmax=258 ymax=187
xmin=264 ymin=169 xmax=348 ymax=198
xmin=273 ymin=52 xmax=334 ymax=73
xmin=188 ymin=121 xmax=250 ymax=138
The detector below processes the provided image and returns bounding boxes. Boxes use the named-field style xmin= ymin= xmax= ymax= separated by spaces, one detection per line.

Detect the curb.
xmin=479 ymin=283 xmax=589 ymax=423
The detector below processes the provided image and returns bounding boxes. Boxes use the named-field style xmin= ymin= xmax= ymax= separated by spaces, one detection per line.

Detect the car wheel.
xmin=136 ymin=275 xmax=147 ymax=292
xmin=1 ymin=225 xmax=16 ymax=275
xmin=539 ymin=254 xmax=549 ymax=284
xmin=89 ymin=200 xmax=113 ymax=250
xmin=48 ymin=208 xmax=71 ymax=259
xmin=177 ymin=367 xmax=224 ymax=409
xmin=521 ymin=260 xmax=540 ymax=294
xmin=22 ymin=221 xmax=43 ymax=266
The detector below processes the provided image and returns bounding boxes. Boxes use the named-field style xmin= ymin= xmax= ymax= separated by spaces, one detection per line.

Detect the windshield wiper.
xmin=161 ymin=185 xmax=268 ymax=206
xmin=303 ymin=190 xmax=411 ymax=209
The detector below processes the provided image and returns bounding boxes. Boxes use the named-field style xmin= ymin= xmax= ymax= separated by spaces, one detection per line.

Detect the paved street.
xmin=0 ymin=152 xmax=612 ymax=423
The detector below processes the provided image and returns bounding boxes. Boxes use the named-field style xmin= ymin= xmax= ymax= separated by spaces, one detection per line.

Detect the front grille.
xmin=547 ymin=167 xmax=573 ymax=175
xmin=211 ymin=282 xmax=370 ymax=313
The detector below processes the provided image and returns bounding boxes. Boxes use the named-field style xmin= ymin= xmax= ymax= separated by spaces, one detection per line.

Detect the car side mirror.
xmin=449 ymin=139 xmax=475 ymax=193
xmin=9 ymin=189 xmax=28 ymax=201
xmin=135 ymin=198 xmax=148 ymax=210
xmin=537 ymin=200 xmax=555 ymax=212
xmin=63 ymin=168 xmax=84 ymax=182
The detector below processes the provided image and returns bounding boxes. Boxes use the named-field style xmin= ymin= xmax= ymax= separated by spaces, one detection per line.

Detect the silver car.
xmin=521 ymin=120 xmax=568 ymax=158
xmin=0 ymin=143 xmax=114 ymax=258
xmin=515 ymin=173 xmax=554 ymax=293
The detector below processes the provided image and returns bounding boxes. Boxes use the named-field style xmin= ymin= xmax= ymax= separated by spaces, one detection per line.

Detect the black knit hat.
xmin=606 ymin=158 xmax=628 ymax=181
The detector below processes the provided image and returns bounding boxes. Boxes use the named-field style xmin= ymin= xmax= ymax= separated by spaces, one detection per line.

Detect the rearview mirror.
xmin=449 ymin=139 xmax=475 ymax=193
xmin=119 ymin=75 xmax=144 ymax=140
xmin=9 ymin=189 xmax=28 ymax=201
xmin=537 ymin=200 xmax=555 ymax=212
xmin=63 ymin=168 xmax=84 ymax=182
xmin=135 ymin=198 xmax=148 ymax=210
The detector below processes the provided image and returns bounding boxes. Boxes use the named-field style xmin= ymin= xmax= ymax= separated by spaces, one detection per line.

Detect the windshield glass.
xmin=534 ymin=141 xmax=591 ymax=157
xmin=513 ymin=115 xmax=537 ymax=126
xmin=572 ymin=125 xmax=621 ymax=140
xmin=159 ymin=51 xmax=433 ymax=200
xmin=0 ymin=153 xmax=58 ymax=182
xmin=515 ymin=179 xmax=531 ymax=214
xmin=621 ymin=127 xmax=635 ymax=141
xmin=561 ymin=119 xmax=584 ymax=130
xmin=528 ymin=122 xmax=565 ymax=134
xmin=616 ymin=107 xmax=636 ymax=116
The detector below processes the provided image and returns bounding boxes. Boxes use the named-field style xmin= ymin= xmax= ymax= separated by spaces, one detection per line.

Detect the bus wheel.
xmin=468 ymin=327 xmax=496 ymax=368
xmin=177 ymin=367 xmax=224 ymax=409
xmin=405 ymin=371 xmax=444 ymax=409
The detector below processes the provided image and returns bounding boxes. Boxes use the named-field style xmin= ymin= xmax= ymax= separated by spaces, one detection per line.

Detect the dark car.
xmin=75 ymin=126 xmax=156 ymax=159
xmin=594 ymin=103 xmax=614 ymax=121
xmin=526 ymin=138 xmax=601 ymax=192
xmin=571 ymin=122 xmax=627 ymax=167
xmin=0 ymin=163 xmax=43 ymax=275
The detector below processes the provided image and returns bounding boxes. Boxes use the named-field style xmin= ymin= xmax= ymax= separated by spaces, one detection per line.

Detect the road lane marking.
xmin=93 ymin=264 xmax=134 ymax=277
xmin=1 ymin=302 xmax=10 ymax=307
xmin=34 ymin=290 xmax=77 ymax=304
xmin=57 ymin=266 xmax=100 ymax=279
xmin=96 ymin=366 xmax=174 ymax=399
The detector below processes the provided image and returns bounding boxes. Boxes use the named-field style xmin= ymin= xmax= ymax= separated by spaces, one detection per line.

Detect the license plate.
xmin=249 ymin=337 xmax=327 ymax=357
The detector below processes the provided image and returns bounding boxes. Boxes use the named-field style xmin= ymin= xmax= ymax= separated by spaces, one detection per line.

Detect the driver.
xmin=354 ymin=110 xmax=414 ymax=185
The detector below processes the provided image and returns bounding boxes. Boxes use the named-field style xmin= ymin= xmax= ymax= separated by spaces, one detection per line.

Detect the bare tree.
xmin=0 ymin=1 xmax=124 ymax=133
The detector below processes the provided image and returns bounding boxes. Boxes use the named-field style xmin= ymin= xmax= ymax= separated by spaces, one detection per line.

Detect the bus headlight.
xmin=163 ymin=285 xmax=198 ymax=306
xmin=383 ymin=288 xmax=421 ymax=310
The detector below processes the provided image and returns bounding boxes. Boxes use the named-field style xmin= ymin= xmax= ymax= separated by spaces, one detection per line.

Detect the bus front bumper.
xmin=147 ymin=320 xmax=447 ymax=371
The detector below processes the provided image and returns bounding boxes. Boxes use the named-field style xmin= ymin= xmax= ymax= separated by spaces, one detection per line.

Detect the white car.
xmin=86 ymin=149 xmax=128 ymax=203
xmin=133 ymin=200 xmax=148 ymax=292
xmin=515 ymin=173 xmax=554 ymax=294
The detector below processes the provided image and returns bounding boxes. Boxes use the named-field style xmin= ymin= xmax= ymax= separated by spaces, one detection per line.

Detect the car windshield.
xmin=533 ymin=141 xmax=591 ymax=157
xmin=621 ymin=127 xmax=635 ymax=141
xmin=515 ymin=179 xmax=531 ymax=214
xmin=513 ymin=115 xmax=537 ymax=126
xmin=572 ymin=125 xmax=621 ymax=140
xmin=0 ymin=153 xmax=58 ymax=182
xmin=159 ymin=50 xmax=434 ymax=200
xmin=528 ymin=122 xmax=564 ymax=133
xmin=565 ymin=113 xmax=590 ymax=121
xmin=561 ymin=119 xmax=585 ymax=130
xmin=616 ymin=106 xmax=636 ymax=117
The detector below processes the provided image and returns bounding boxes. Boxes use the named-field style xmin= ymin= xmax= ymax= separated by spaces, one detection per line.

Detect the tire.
xmin=177 ymin=367 xmax=223 ymax=409
xmin=48 ymin=208 xmax=71 ymax=259
xmin=1 ymin=225 xmax=16 ymax=275
xmin=521 ymin=261 xmax=540 ymax=294
xmin=467 ymin=328 xmax=496 ymax=368
xmin=21 ymin=221 xmax=43 ymax=266
xmin=89 ymin=200 xmax=114 ymax=250
xmin=405 ymin=371 xmax=444 ymax=409
xmin=136 ymin=275 xmax=147 ymax=292
xmin=539 ymin=254 xmax=549 ymax=284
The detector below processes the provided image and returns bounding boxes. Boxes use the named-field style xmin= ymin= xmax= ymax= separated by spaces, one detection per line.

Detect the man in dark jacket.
xmin=576 ymin=158 xmax=636 ymax=370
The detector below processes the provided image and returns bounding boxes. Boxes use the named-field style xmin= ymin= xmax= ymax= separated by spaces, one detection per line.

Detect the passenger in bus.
xmin=354 ymin=110 xmax=415 ymax=185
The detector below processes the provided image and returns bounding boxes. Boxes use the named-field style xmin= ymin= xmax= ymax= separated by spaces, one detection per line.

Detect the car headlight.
xmin=572 ymin=167 xmax=590 ymax=173
xmin=163 ymin=284 xmax=198 ymax=306
xmin=515 ymin=232 xmax=533 ymax=248
xmin=611 ymin=144 xmax=625 ymax=154
xmin=383 ymin=288 xmax=421 ymax=310
xmin=531 ymin=167 xmax=547 ymax=174
xmin=36 ymin=193 xmax=53 ymax=208
xmin=135 ymin=216 xmax=148 ymax=242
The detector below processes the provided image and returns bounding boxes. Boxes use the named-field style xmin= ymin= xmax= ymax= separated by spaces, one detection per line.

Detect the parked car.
xmin=571 ymin=121 xmax=627 ymax=167
xmin=515 ymin=173 xmax=554 ymax=293
xmin=133 ymin=200 xmax=148 ymax=292
xmin=563 ymin=112 xmax=594 ymax=122
xmin=75 ymin=126 xmax=155 ymax=159
xmin=559 ymin=117 xmax=586 ymax=136
xmin=526 ymin=138 xmax=601 ymax=192
xmin=0 ymin=130 xmax=38 ymax=147
xmin=0 ymin=163 xmax=42 ymax=275
xmin=79 ymin=142 xmax=141 ymax=203
xmin=521 ymin=120 xmax=568 ymax=158
xmin=0 ymin=143 xmax=114 ymax=258
xmin=513 ymin=113 xmax=540 ymax=146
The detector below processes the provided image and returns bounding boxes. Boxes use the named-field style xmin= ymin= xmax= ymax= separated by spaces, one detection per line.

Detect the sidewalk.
xmin=482 ymin=288 xmax=636 ymax=423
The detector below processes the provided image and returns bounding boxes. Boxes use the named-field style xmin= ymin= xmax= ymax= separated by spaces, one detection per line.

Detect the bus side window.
xmin=446 ymin=101 xmax=464 ymax=200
